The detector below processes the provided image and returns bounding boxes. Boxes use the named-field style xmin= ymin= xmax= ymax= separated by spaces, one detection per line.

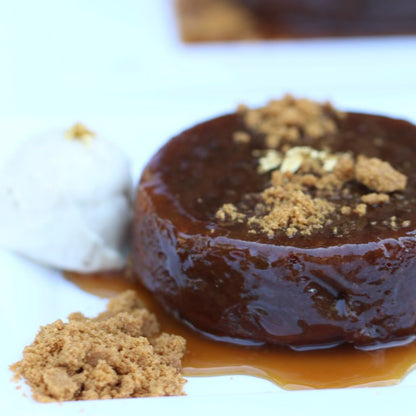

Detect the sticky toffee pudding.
xmin=132 ymin=96 xmax=416 ymax=351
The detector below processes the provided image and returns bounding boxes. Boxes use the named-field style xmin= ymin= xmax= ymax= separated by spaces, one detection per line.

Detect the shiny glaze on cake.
xmin=133 ymin=111 xmax=416 ymax=349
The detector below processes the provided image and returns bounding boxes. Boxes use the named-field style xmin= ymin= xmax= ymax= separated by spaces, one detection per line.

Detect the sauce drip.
xmin=65 ymin=271 xmax=416 ymax=390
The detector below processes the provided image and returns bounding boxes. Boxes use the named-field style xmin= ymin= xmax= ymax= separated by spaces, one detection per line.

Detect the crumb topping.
xmin=234 ymin=94 xmax=345 ymax=149
xmin=341 ymin=206 xmax=352 ymax=215
xmin=355 ymin=155 xmax=407 ymax=193
xmin=216 ymin=203 xmax=246 ymax=223
xmin=233 ymin=131 xmax=251 ymax=144
xmin=360 ymin=193 xmax=390 ymax=205
xmin=65 ymin=123 xmax=96 ymax=144
xmin=353 ymin=203 xmax=367 ymax=217
xmin=215 ymin=98 xmax=409 ymax=237
xmin=247 ymin=170 xmax=336 ymax=237
xmin=10 ymin=291 xmax=186 ymax=402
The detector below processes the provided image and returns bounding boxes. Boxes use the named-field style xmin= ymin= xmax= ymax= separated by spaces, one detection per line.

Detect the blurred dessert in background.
xmin=176 ymin=0 xmax=416 ymax=42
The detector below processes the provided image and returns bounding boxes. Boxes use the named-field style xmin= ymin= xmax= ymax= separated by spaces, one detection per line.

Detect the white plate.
xmin=2 ymin=1 xmax=416 ymax=415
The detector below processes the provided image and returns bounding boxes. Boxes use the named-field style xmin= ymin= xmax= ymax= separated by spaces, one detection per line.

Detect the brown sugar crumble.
xmin=341 ymin=206 xmax=352 ymax=215
xmin=355 ymin=155 xmax=407 ymax=193
xmin=353 ymin=203 xmax=367 ymax=217
xmin=233 ymin=130 xmax=251 ymax=144
xmin=10 ymin=291 xmax=186 ymax=402
xmin=236 ymin=94 xmax=345 ymax=150
xmin=247 ymin=170 xmax=336 ymax=237
xmin=215 ymin=98 xmax=410 ymax=237
xmin=216 ymin=202 xmax=246 ymax=223
xmin=361 ymin=193 xmax=390 ymax=205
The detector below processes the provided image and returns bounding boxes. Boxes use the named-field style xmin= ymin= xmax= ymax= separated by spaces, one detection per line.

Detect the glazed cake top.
xmin=146 ymin=96 xmax=416 ymax=248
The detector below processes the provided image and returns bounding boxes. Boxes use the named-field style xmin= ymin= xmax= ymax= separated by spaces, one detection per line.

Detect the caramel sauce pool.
xmin=65 ymin=271 xmax=416 ymax=390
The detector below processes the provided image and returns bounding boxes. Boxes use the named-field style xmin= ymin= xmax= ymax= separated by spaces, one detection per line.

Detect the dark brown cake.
xmin=132 ymin=97 xmax=416 ymax=350
xmin=238 ymin=0 xmax=416 ymax=37
xmin=176 ymin=0 xmax=416 ymax=41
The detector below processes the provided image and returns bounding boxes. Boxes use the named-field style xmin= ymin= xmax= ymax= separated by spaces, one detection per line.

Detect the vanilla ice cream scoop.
xmin=0 ymin=123 xmax=133 ymax=272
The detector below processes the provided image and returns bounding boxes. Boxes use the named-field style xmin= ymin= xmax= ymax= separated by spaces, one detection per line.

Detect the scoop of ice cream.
xmin=0 ymin=123 xmax=133 ymax=272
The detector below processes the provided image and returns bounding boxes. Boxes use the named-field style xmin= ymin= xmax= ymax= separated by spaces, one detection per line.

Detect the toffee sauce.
xmin=65 ymin=270 xmax=416 ymax=390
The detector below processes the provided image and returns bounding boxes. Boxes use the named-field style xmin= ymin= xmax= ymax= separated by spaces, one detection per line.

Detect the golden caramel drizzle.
xmin=65 ymin=270 xmax=416 ymax=390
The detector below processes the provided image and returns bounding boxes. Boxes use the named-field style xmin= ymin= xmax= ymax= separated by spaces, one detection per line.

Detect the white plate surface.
xmin=1 ymin=1 xmax=416 ymax=415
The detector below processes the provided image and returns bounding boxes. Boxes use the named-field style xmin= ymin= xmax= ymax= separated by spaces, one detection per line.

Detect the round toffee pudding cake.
xmin=132 ymin=96 xmax=416 ymax=350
